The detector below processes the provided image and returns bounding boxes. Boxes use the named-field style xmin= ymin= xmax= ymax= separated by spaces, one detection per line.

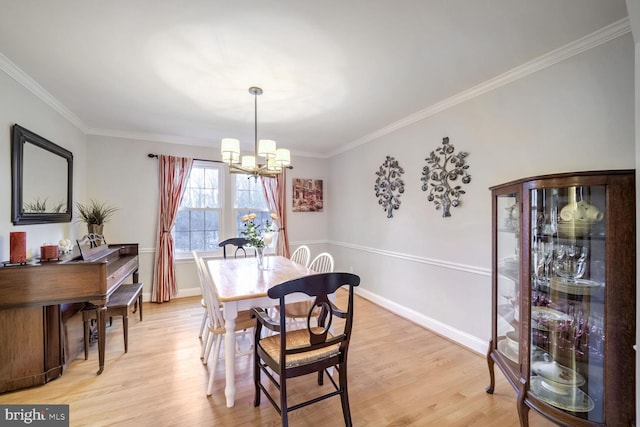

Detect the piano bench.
xmin=82 ymin=283 xmax=144 ymax=360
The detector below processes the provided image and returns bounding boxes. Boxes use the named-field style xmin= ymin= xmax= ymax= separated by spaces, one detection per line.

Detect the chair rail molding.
xmin=329 ymin=240 xmax=490 ymax=277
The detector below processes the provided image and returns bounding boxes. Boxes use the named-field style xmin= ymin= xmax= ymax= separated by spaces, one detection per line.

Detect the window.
xmin=174 ymin=161 xmax=222 ymax=252
xmin=233 ymin=174 xmax=270 ymax=236
xmin=174 ymin=161 xmax=269 ymax=254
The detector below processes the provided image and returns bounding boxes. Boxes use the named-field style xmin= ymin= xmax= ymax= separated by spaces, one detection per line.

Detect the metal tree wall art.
xmin=374 ymin=156 xmax=405 ymax=218
xmin=421 ymin=137 xmax=471 ymax=218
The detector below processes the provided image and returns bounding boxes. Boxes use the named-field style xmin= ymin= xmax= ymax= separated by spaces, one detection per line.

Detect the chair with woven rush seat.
xmin=82 ymin=282 xmax=143 ymax=359
xmin=252 ymin=272 xmax=360 ymax=427
xmin=218 ymin=237 xmax=252 ymax=259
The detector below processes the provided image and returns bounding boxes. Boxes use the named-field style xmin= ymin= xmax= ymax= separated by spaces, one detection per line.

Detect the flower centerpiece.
xmin=241 ymin=212 xmax=278 ymax=269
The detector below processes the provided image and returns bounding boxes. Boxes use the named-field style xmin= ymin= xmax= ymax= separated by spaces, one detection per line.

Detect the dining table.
xmin=206 ymin=255 xmax=315 ymax=407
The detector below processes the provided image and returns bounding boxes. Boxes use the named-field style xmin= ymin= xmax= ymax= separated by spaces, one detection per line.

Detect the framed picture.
xmin=292 ymin=178 xmax=323 ymax=212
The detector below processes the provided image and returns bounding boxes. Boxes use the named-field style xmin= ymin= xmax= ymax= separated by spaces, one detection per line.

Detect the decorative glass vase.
xmin=256 ymin=247 xmax=265 ymax=269
xmin=256 ymin=247 xmax=271 ymax=270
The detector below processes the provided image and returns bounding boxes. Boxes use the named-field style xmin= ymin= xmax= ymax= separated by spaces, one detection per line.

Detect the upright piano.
xmin=0 ymin=242 xmax=138 ymax=393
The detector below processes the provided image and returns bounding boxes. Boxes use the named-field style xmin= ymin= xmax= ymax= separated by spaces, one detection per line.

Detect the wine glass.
xmin=553 ymin=245 xmax=588 ymax=283
xmin=533 ymin=240 xmax=553 ymax=285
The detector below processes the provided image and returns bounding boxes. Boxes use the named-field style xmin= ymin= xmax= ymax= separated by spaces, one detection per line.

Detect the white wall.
xmin=328 ymin=33 xmax=635 ymax=352
xmin=85 ymin=135 xmax=330 ymax=300
xmin=0 ymin=69 xmax=87 ymax=261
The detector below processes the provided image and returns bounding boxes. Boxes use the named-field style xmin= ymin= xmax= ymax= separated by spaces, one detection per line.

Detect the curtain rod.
xmin=147 ymin=153 xmax=223 ymax=164
xmin=147 ymin=153 xmax=293 ymax=169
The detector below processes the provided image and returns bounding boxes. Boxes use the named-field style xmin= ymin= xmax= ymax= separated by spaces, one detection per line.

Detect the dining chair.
xmin=192 ymin=251 xmax=210 ymax=351
xmin=283 ymin=252 xmax=335 ymax=326
xmin=252 ymin=272 xmax=360 ymax=427
xmin=194 ymin=254 xmax=255 ymax=396
xmin=289 ymin=245 xmax=311 ymax=267
xmin=218 ymin=237 xmax=252 ymax=259
xmin=309 ymin=252 xmax=334 ymax=273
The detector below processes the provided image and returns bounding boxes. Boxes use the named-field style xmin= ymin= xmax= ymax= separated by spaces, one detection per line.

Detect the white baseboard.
xmin=172 ymin=287 xmax=202 ymax=299
xmin=355 ymin=287 xmax=489 ymax=356
xmin=141 ymin=286 xmax=201 ymax=303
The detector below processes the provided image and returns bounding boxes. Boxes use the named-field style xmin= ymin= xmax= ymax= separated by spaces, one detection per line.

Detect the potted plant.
xmin=75 ymin=199 xmax=118 ymax=236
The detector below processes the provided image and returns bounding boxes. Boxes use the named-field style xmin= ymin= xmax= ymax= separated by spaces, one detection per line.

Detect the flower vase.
xmin=257 ymin=247 xmax=272 ymax=270
xmin=256 ymin=247 xmax=265 ymax=270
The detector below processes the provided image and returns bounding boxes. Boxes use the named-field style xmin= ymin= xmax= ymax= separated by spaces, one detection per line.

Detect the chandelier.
xmin=220 ymin=87 xmax=291 ymax=177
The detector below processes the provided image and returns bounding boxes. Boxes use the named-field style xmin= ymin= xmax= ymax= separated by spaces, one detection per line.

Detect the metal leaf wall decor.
xmin=374 ymin=156 xmax=405 ymax=218
xmin=420 ymin=137 xmax=471 ymax=218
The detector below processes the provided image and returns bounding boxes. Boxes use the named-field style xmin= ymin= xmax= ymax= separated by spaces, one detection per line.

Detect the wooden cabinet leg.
xmin=485 ymin=340 xmax=495 ymax=394
xmin=516 ymin=389 xmax=529 ymax=427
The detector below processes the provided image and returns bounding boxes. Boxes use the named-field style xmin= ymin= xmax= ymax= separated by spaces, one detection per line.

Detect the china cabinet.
xmin=486 ymin=170 xmax=635 ymax=426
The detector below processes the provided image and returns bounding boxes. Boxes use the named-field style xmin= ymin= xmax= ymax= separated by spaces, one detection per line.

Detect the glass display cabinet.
xmin=486 ymin=170 xmax=635 ymax=426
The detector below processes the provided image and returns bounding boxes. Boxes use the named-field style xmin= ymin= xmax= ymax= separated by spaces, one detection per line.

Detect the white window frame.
xmin=174 ymin=160 xmax=224 ymax=257
xmin=174 ymin=162 xmax=270 ymax=259
xmin=232 ymin=174 xmax=270 ymax=238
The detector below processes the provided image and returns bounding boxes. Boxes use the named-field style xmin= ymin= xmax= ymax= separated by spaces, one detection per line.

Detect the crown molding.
xmin=329 ymin=17 xmax=631 ymax=158
xmin=1 ymin=16 xmax=630 ymax=157
xmin=0 ymin=51 xmax=88 ymax=132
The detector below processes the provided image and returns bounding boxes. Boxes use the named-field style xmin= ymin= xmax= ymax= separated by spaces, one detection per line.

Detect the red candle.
xmin=40 ymin=245 xmax=59 ymax=260
xmin=10 ymin=232 xmax=27 ymax=263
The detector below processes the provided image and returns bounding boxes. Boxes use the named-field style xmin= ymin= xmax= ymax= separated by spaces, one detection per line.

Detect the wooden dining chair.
xmin=252 ymin=272 xmax=360 ymax=427
xmin=289 ymin=245 xmax=311 ymax=267
xmin=283 ymin=252 xmax=335 ymax=326
xmin=309 ymin=252 xmax=334 ymax=273
xmin=192 ymin=251 xmax=210 ymax=351
xmin=193 ymin=254 xmax=255 ymax=396
xmin=218 ymin=237 xmax=252 ymax=259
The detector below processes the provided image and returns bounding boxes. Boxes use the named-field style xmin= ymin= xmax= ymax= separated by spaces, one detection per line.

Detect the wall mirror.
xmin=11 ymin=124 xmax=73 ymax=224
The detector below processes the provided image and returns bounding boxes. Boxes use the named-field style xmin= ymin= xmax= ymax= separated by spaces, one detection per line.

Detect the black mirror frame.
xmin=11 ymin=124 xmax=73 ymax=225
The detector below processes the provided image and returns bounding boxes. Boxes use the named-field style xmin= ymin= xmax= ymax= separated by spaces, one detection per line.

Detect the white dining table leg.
xmin=223 ymin=300 xmax=238 ymax=407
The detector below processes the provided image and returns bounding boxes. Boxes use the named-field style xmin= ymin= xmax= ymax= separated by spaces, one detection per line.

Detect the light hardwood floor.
xmin=0 ymin=292 xmax=555 ymax=426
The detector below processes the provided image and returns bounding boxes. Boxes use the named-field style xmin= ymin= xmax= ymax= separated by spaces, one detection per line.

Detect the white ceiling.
xmin=0 ymin=1 xmax=629 ymax=158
